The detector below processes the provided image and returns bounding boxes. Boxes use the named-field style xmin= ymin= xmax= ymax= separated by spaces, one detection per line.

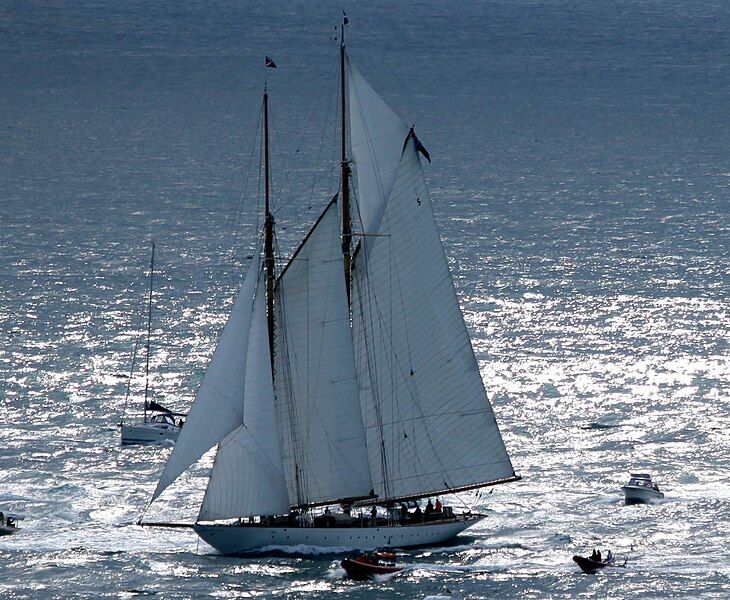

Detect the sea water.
xmin=1 ymin=1 xmax=728 ymax=598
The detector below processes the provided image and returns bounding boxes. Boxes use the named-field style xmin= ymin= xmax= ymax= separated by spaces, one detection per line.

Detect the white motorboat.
xmin=0 ymin=512 xmax=23 ymax=536
xmin=119 ymin=244 xmax=186 ymax=446
xmin=622 ymin=473 xmax=664 ymax=504
xmin=140 ymin=19 xmax=520 ymax=554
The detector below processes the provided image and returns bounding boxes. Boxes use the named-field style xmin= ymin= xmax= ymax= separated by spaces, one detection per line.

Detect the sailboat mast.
xmin=340 ymin=22 xmax=352 ymax=304
xmin=263 ymin=88 xmax=276 ymax=367
xmin=143 ymin=241 xmax=155 ymax=421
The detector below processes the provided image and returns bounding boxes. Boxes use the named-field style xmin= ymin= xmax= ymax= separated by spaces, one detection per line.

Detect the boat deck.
xmin=215 ymin=512 xmax=482 ymax=530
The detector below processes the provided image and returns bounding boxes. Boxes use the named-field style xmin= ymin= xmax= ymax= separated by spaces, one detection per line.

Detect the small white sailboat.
xmin=142 ymin=21 xmax=519 ymax=554
xmin=622 ymin=473 xmax=664 ymax=504
xmin=119 ymin=244 xmax=185 ymax=445
xmin=121 ymin=408 xmax=184 ymax=445
xmin=0 ymin=512 xmax=23 ymax=536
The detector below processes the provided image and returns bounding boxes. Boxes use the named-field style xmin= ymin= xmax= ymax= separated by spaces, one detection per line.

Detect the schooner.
xmin=143 ymin=24 xmax=520 ymax=554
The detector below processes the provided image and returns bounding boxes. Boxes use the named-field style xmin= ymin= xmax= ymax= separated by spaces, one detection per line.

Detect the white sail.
xmin=274 ymin=199 xmax=373 ymax=506
xmin=199 ymin=271 xmax=290 ymax=520
xmin=348 ymin=61 xmax=408 ymax=236
xmin=152 ymin=248 xmax=261 ymax=501
xmin=351 ymin=139 xmax=516 ymax=500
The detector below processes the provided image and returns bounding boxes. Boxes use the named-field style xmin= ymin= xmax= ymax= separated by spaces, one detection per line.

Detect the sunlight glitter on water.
xmin=2 ymin=0 xmax=729 ymax=598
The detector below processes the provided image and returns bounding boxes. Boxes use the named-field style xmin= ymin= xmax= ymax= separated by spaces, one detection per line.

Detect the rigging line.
xmin=278 ymin=207 xmax=369 ymax=491
xmin=273 ymin=237 xmax=309 ymax=504
xmin=356 ymin=181 xmax=456 ymax=492
xmin=121 ymin=256 xmax=157 ymax=420
xmin=387 ymin=207 xmax=400 ymax=490
xmin=214 ymin=425 xmax=288 ymax=483
xmin=302 ymin=56 xmax=340 ymax=209
xmin=224 ymin=106 xmax=264 ymax=275
xmin=354 ymin=268 xmax=390 ymax=497
xmin=119 ymin=336 xmax=142 ymax=425
xmin=361 ymin=407 xmax=492 ymax=427
xmin=224 ymin=106 xmax=262 ymax=251
xmin=329 ymin=80 xmax=341 ymax=196
xmin=303 ymin=212 xmax=362 ymax=485
xmin=294 ymin=56 xmax=338 ymax=157
xmin=268 ymin=109 xmax=303 ymax=231
xmin=143 ymin=242 xmax=156 ymax=414
xmin=277 ymin=284 xmax=307 ymax=504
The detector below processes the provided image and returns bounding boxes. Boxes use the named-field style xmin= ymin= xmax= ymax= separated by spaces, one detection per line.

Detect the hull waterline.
xmin=194 ymin=515 xmax=484 ymax=555
xmin=622 ymin=485 xmax=664 ymax=505
xmin=121 ymin=424 xmax=180 ymax=445
xmin=341 ymin=558 xmax=403 ymax=580
xmin=572 ymin=555 xmax=624 ymax=574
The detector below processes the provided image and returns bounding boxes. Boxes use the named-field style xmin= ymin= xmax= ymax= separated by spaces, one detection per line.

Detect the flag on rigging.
xmin=265 ymin=56 xmax=277 ymax=69
xmin=405 ymin=127 xmax=431 ymax=163
xmin=343 ymin=11 xmax=349 ymax=26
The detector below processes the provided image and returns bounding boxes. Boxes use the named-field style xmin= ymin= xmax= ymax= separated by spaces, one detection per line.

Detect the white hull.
xmin=121 ymin=423 xmax=180 ymax=445
xmin=622 ymin=485 xmax=664 ymax=504
xmin=195 ymin=516 xmax=483 ymax=555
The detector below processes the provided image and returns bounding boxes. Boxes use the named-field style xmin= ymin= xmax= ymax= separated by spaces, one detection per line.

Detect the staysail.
xmin=347 ymin=61 xmax=408 ymax=236
xmin=274 ymin=198 xmax=373 ymax=507
xmin=199 ymin=270 xmax=289 ymax=520
xmin=351 ymin=137 xmax=517 ymax=501
xmin=151 ymin=247 xmax=262 ymax=501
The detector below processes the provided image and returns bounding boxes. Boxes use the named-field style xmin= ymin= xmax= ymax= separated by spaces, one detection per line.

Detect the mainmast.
xmin=263 ymin=87 xmax=276 ymax=367
xmin=143 ymin=241 xmax=155 ymax=422
xmin=340 ymin=19 xmax=352 ymax=305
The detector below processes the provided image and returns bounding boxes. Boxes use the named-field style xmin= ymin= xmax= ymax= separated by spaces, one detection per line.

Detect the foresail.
xmin=274 ymin=199 xmax=373 ymax=506
xmin=347 ymin=61 xmax=408 ymax=237
xmin=351 ymin=139 xmax=516 ymax=501
xmin=152 ymin=248 xmax=261 ymax=502
xmin=199 ymin=271 xmax=289 ymax=520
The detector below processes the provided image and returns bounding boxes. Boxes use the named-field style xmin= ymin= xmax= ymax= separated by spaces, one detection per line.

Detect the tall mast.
xmin=143 ymin=241 xmax=155 ymax=421
xmin=340 ymin=20 xmax=352 ymax=305
xmin=263 ymin=87 xmax=276 ymax=368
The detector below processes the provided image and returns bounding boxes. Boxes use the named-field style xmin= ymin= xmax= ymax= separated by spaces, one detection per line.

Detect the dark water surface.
xmin=1 ymin=1 xmax=728 ymax=598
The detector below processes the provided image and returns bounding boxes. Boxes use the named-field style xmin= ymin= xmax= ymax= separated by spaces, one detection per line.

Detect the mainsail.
xmin=151 ymin=247 xmax=262 ymax=502
xmin=351 ymin=137 xmax=517 ymax=501
xmin=199 ymin=270 xmax=290 ymax=520
xmin=274 ymin=198 xmax=372 ymax=507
